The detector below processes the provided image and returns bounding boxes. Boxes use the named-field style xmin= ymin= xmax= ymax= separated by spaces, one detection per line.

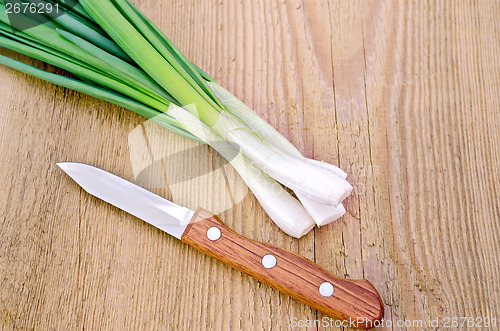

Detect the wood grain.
xmin=182 ymin=208 xmax=383 ymax=329
xmin=1 ymin=0 xmax=499 ymax=330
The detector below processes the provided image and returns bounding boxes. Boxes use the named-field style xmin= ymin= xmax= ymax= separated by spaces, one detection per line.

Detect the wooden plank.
xmin=0 ymin=0 xmax=499 ymax=330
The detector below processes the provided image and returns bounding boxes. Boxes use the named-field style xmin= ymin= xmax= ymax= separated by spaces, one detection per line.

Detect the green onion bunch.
xmin=0 ymin=0 xmax=352 ymax=238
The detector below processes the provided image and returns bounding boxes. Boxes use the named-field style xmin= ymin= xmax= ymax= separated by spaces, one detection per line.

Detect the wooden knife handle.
xmin=181 ymin=208 xmax=384 ymax=329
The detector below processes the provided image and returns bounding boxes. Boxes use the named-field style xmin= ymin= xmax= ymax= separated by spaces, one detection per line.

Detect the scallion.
xmin=0 ymin=0 xmax=353 ymax=237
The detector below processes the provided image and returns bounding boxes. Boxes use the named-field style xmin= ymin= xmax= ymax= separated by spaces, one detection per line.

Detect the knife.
xmin=57 ymin=162 xmax=383 ymax=329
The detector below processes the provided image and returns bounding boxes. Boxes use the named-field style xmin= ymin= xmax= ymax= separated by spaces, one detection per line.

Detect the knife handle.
xmin=181 ymin=208 xmax=384 ymax=329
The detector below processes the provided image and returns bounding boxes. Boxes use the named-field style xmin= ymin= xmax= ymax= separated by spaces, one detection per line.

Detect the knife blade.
xmin=58 ymin=162 xmax=383 ymax=329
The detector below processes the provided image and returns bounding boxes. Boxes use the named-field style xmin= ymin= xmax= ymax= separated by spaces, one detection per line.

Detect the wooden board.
xmin=1 ymin=0 xmax=499 ymax=329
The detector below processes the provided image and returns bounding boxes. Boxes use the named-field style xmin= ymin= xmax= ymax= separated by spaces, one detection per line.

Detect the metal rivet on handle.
xmin=261 ymin=254 xmax=277 ymax=269
xmin=206 ymin=227 xmax=221 ymax=241
xmin=319 ymin=282 xmax=334 ymax=297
